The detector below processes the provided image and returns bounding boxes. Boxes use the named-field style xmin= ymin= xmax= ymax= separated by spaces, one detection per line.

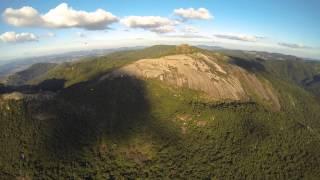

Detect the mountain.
xmin=0 ymin=46 xmax=145 ymax=81
xmin=5 ymin=63 xmax=57 ymax=86
xmin=196 ymin=45 xmax=226 ymax=50
xmin=200 ymin=46 xmax=320 ymax=98
xmin=0 ymin=45 xmax=320 ymax=179
xmin=105 ymin=51 xmax=280 ymax=110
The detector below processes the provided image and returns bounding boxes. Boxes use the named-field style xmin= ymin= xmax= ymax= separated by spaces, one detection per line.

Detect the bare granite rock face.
xmin=1 ymin=92 xmax=24 ymax=100
xmin=0 ymin=91 xmax=56 ymax=101
xmin=103 ymin=52 xmax=280 ymax=110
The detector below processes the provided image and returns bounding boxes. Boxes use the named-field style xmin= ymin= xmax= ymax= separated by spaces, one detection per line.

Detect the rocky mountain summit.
xmin=104 ymin=49 xmax=280 ymax=110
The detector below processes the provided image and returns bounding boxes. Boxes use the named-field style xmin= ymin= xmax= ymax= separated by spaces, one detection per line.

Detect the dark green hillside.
xmin=263 ymin=60 xmax=319 ymax=84
xmin=304 ymin=74 xmax=320 ymax=100
xmin=1 ymin=77 xmax=320 ymax=179
xmin=261 ymin=60 xmax=320 ymax=101
xmin=0 ymin=45 xmax=320 ymax=179
xmin=219 ymin=50 xmax=320 ymax=99
xmin=6 ymin=63 xmax=57 ymax=86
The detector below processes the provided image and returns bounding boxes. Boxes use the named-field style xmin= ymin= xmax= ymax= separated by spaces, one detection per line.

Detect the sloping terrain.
xmin=0 ymin=45 xmax=320 ymax=179
xmin=29 ymin=45 xmax=178 ymax=87
xmin=105 ymin=52 xmax=280 ymax=110
xmin=212 ymin=47 xmax=320 ymax=100
xmin=5 ymin=63 xmax=57 ymax=86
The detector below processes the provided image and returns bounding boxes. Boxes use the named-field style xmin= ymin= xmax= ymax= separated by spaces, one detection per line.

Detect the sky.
xmin=0 ymin=0 xmax=319 ymax=61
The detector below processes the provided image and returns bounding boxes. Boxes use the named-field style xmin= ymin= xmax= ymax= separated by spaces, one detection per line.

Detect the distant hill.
xmin=196 ymin=45 xmax=225 ymax=50
xmin=0 ymin=45 xmax=320 ymax=179
xmin=6 ymin=63 xmax=57 ymax=86
xmin=0 ymin=46 xmax=145 ymax=80
xmin=199 ymin=46 xmax=320 ymax=98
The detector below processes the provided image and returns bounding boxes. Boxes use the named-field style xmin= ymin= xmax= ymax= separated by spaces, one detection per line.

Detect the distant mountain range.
xmin=0 ymin=46 xmax=145 ymax=81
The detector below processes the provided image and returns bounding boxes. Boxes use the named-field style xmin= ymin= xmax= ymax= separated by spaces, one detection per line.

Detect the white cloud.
xmin=120 ymin=16 xmax=178 ymax=33
xmin=2 ymin=6 xmax=43 ymax=27
xmin=2 ymin=3 xmax=118 ymax=30
xmin=278 ymin=42 xmax=311 ymax=49
xmin=214 ymin=34 xmax=262 ymax=42
xmin=42 ymin=3 xmax=118 ymax=30
xmin=174 ymin=8 xmax=213 ymax=20
xmin=0 ymin=31 xmax=38 ymax=43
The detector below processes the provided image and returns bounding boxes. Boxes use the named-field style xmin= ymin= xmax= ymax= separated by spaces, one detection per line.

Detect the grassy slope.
xmin=0 ymin=45 xmax=320 ymax=179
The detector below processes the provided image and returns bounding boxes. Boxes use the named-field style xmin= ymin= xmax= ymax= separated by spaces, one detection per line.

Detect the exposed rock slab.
xmin=103 ymin=53 xmax=280 ymax=110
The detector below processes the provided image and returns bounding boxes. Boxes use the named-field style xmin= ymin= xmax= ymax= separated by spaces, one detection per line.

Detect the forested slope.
xmin=1 ymin=45 xmax=320 ymax=179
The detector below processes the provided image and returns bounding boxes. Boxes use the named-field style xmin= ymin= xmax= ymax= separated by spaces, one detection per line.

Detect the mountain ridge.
xmin=105 ymin=51 xmax=280 ymax=110
xmin=0 ymin=45 xmax=320 ymax=179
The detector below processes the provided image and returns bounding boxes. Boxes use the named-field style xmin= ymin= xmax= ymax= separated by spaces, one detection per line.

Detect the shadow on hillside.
xmin=229 ymin=56 xmax=266 ymax=73
xmin=1 ymin=75 xmax=182 ymax=160
xmin=39 ymin=75 xmax=181 ymax=160
xmin=303 ymin=74 xmax=320 ymax=86
xmin=0 ymin=78 xmax=66 ymax=94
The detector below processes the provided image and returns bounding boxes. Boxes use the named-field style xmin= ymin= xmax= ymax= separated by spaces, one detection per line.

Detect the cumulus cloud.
xmin=0 ymin=31 xmax=38 ymax=43
xmin=214 ymin=34 xmax=262 ymax=42
xmin=120 ymin=16 xmax=178 ymax=33
xmin=2 ymin=3 xmax=118 ymax=30
xmin=2 ymin=6 xmax=43 ymax=27
xmin=174 ymin=8 xmax=213 ymax=20
xmin=278 ymin=42 xmax=311 ymax=49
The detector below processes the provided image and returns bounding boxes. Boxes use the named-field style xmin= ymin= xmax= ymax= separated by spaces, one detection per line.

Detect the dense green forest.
xmin=1 ymin=45 xmax=320 ymax=179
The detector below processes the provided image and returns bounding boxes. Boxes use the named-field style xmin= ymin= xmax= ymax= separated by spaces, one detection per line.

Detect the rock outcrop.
xmin=103 ymin=52 xmax=280 ymax=110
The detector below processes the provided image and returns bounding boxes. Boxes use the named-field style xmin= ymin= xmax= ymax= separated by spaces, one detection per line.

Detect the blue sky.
xmin=0 ymin=0 xmax=319 ymax=60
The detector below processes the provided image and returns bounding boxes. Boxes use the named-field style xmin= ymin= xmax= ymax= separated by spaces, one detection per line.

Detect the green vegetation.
xmin=0 ymin=45 xmax=320 ymax=179
xmin=33 ymin=45 xmax=178 ymax=86
xmin=220 ymin=49 xmax=320 ymax=101
xmin=6 ymin=63 xmax=57 ymax=86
